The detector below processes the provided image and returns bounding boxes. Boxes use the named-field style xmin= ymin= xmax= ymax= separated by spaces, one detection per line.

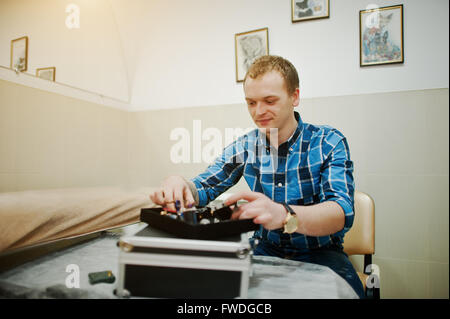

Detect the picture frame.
xmin=10 ymin=36 xmax=28 ymax=72
xmin=291 ymin=0 xmax=330 ymax=23
xmin=235 ymin=27 xmax=269 ymax=82
xmin=36 ymin=67 xmax=56 ymax=81
xmin=359 ymin=4 xmax=404 ymax=67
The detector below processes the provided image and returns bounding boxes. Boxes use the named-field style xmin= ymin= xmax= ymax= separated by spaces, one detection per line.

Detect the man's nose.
xmin=255 ymin=102 xmax=266 ymax=116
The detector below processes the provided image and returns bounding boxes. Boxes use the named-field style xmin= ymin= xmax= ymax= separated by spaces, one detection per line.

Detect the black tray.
xmin=139 ymin=207 xmax=259 ymax=240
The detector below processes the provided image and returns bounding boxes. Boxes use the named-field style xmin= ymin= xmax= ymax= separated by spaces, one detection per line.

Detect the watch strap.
xmin=281 ymin=203 xmax=296 ymax=216
xmin=281 ymin=203 xmax=298 ymax=234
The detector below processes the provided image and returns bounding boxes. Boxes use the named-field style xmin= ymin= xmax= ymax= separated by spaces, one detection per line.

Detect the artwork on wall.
xmin=235 ymin=28 xmax=269 ymax=82
xmin=359 ymin=4 xmax=404 ymax=66
xmin=10 ymin=36 xmax=28 ymax=72
xmin=291 ymin=0 xmax=329 ymax=22
xmin=36 ymin=67 xmax=56 ymax=81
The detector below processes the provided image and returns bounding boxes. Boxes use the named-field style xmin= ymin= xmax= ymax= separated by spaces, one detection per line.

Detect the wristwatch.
xmin=281 ymin=203 xmax=298 ymax=234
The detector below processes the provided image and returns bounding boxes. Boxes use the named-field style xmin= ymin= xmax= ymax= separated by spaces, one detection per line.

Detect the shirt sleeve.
xmin=191 ymin=138 xmax=246 ymax=206
xmin=320 ymin=131 xmax=355 ymax=234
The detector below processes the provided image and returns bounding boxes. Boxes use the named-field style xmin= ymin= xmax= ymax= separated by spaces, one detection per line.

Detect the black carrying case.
xmin=139 ymin=207 xmax=259 ymax=240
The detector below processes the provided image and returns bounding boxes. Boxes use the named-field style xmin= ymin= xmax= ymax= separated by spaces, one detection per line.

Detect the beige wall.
xmin=0 ymin=79 xmax=448 ymax=298
xmin=129 ymin=89 xmax=449 ymax=298
xmin=309 ymin=90 xmax=449 ymax=299
xmin=0 ymin=79 xmax=129 ymax=191
xmin=130 ymin=88 xmax=449 ymax=299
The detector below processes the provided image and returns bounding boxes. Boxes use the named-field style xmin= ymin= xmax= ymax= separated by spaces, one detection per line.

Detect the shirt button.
xmin=277 ymin=183 xmax=283 ymax=187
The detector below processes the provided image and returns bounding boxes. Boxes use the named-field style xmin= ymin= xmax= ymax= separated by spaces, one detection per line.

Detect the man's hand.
xmin=224 ymin=191 xmax=287 ymax=230
xmin=149 ymin=176 xmax=195 ymax=212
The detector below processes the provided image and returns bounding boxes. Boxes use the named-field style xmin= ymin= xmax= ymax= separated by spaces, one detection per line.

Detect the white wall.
xmin=1 ymin=0 xmax=448 ymax=111
xmin=0 ymin=0 xmax=129 ymax=104
xmin=116 ymin=0 xmax=449 ymax=110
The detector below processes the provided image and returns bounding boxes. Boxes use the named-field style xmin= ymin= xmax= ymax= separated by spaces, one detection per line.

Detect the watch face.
xmin=285 ymin=215 xmax=298 ymax=234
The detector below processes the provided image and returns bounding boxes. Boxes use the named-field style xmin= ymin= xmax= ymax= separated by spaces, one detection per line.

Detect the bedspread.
xmin=0 ymin=187 xmax=156 ymax=253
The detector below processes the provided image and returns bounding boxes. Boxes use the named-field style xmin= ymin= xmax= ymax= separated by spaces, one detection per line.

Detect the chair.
xmin=343 ymin=191 xmax=380 ymax=299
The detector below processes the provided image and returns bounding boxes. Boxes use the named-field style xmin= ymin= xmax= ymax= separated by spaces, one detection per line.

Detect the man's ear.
xmin=292 ymin=88 xmax=300 ymax=107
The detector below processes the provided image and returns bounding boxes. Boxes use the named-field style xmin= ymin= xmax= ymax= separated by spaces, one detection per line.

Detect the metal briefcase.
xmin=115 ymin=226 xmax=251 ymax=298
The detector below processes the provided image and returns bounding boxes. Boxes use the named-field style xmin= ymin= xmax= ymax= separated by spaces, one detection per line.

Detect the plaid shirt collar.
xmin=257 ymin=111 xmax=304 ymax=152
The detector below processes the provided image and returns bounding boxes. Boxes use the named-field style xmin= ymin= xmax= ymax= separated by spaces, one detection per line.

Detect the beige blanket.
xmin=0 ymin=187 xmax=156 ymax=253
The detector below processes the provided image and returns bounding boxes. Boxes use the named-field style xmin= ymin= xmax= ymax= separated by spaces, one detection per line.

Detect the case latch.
xmin=236 ymin=247 xmax=250 ymax=259
xmin=118 ymin=240 xmax=134 ymax=252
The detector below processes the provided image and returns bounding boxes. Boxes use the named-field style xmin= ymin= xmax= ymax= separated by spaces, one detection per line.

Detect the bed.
xmin=0 ymin=186 xmax=156 ymax=271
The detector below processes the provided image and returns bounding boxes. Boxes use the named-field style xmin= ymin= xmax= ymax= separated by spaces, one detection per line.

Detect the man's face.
xmin=244 ymin=70 xmax=299 ymax=131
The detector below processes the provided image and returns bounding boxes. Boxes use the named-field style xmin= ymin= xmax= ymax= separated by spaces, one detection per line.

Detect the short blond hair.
xmin=244 ymin=55 xmax=299 ymax=95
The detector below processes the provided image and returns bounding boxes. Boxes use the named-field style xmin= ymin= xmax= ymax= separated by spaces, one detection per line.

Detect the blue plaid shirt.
xmin=192 ymin=112 xmax=355 ymax=250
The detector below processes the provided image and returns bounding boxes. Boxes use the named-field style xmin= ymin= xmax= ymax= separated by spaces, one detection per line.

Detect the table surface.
xmin=0 ymin=223 xmax=358 ymax=299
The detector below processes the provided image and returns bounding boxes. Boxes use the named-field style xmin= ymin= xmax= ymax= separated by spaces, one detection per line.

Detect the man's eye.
xmin=248 ymin=101 xmax=256 ymax=106
xmin=266 ymin=100 xmax=274 ymax=104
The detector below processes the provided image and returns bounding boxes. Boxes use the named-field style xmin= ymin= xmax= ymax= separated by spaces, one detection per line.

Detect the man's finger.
xmin=231 ymin=207 xmax=244 ymax=220
xmin=173 ymin=187 xmax=184 ymax=209
xmin=163 ymin=188 xmax=176 ymax=212
xmin=230 ymin=200 xmax=253 ymax=220
xmin=238 ymin=207 xmax=261 ymax=221
xmin=151 ymin=189 xmax=165 ymax=205
xmin=224 ymin=191 xmax=264 ymax=206
xmin=253 ymin=213 xmax=272 ymax=225
xmin=183 ymin=186 xmax=195 ymax=208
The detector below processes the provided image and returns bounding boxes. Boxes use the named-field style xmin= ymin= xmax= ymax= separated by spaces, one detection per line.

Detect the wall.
xmin=0 ymin=79 xmax=129 ymax=192
xmin=1 ymin=0 xmax=448 ymax=110
xmin=119 ymin=1 xmax=448 ymax=298
xmin=128 ymin=88 xmax=449 ymax=299
xmin=0 ymin=74 xmax=448 ymax=299
xmin=0 ymin=0 xmax=129 ymax=105
xmin=112 ymin=0 xmax=449 ymax=110
xmin=0 ymin=0 xmax=448 ymax=299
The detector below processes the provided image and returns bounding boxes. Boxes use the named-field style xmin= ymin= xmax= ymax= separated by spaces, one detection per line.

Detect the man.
xmin=150 ymin=55 xmax=365 ymax=298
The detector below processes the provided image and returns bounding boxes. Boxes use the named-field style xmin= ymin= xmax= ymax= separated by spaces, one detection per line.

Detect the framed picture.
xmin=10 ymin=36 xmax=28 ymax=72
xmin=235 ymin=28 xmax=269 ymax=82
xmin=359 ymin=4 xmax=404 ymax=66
xmin=291 ymin=0 xmax=330 ymax=22
xmin=36 ymin=67 xmax=56 ymax=81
